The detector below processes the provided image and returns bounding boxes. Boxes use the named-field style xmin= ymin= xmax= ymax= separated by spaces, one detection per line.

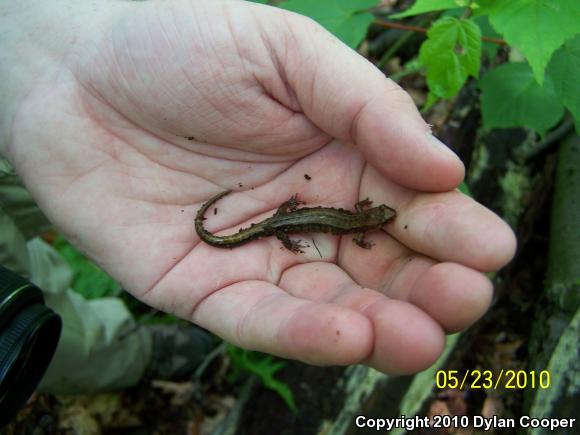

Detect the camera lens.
xmin=0 ymin=265 xmax=62 ymax=427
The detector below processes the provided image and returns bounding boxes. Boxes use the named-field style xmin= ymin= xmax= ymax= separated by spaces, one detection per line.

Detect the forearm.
xmin=0 ymin=0 xmax=119 ymax=162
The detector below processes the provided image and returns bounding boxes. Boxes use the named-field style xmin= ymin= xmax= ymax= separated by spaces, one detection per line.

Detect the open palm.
xmin=6 ymin=0 xmax=515 ymax=373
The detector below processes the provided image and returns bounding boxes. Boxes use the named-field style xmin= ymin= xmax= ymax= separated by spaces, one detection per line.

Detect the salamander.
xmin=195 ymin=190 xmax=396 ymax=253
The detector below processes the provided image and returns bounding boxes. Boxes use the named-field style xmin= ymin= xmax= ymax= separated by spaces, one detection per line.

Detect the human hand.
xmin=0 ymin=0 xmax=516 ymax=373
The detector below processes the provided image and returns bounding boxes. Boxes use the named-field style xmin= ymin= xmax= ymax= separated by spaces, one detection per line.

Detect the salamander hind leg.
xmin=275 ymin=230 xmax=306 ymax=254
xmin=353 ymin=232 xmax=374 ymax=249
xmin=275 ymin=194 xmax=305 ymax=215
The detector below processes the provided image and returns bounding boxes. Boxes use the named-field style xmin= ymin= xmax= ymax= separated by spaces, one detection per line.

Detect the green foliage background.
xmin=57 ymin=0 xmax=579 ymax=415
xmin=255 ymin=0 xmax=580 ymax=136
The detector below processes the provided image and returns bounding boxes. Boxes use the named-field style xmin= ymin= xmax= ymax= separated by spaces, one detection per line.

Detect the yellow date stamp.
xmin=435 ymin=369 xmax=551 ymax=390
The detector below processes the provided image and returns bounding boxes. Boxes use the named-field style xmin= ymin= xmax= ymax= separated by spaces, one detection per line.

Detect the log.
xmin=525 ymin=135 xmax=580 ymax=429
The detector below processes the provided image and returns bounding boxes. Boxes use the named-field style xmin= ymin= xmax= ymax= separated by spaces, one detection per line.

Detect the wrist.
xmin=0 ymin=0 xmax=120 ymax=162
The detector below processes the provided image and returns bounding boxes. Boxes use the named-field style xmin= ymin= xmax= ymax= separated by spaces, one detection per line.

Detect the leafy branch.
xmin=373 ymin=18 xmax=507 ymax=46
xmin=265 ymin=0 xmax=580 ymax=136
xmin=388 ymin=0 xmax=580 ymax=135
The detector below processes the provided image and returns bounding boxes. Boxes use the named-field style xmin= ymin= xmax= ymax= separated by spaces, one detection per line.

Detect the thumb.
xmin=272 ymin=11 xmax=464 ymax=192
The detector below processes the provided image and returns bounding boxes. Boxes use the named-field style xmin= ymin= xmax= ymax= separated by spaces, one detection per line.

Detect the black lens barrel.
xmin=0 ymin=265 xmax=62 ymax=427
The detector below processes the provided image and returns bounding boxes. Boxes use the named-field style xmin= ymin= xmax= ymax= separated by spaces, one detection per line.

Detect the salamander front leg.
xmin=355 ymin=198 xmax=373 ymax=213
xmin=353 ymin=232 xmax=374 ymax=249
xmin=275 ymin=230 xmax=306 ymax=254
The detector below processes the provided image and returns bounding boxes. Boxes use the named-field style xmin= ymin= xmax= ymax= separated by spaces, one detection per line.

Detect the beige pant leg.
xmin=0 ymin=162 xmax=151 ymax=393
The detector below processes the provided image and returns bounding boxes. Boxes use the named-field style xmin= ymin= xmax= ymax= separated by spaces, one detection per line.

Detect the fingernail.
xmin=427 ymin=133 xmax=461 ymax=160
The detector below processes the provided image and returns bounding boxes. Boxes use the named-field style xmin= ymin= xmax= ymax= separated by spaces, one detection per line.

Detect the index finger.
xmin=271 ymin=9 xmax=465 ymax=191
xmin=362 ymin=166 xmax=517 ymax=272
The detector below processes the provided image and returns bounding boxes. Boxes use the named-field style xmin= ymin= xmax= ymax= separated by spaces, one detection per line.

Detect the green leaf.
xmin=227 ymin=345 xmax=298 ymax=413
xmin=458 ymin=181 xmax=472 ymax=196
xmin=546 ymin=35 xmax=580 ymax=129
xmin=280 ymin=0 xmax=377 ymax=48
xmin=442 ymin=10 xmax=501 ymax=58
xmin=480 ymin=0 xmax=580 ymax=84
xmin=54 ymin=236 xmax=121 ymax=299
xmin=419 ymin=17 xmax=482 ymax=99
xmin=479 ymin=62 xmax=564 ymax=135
xmin=391 ymin=0 xmax=464 ymax=18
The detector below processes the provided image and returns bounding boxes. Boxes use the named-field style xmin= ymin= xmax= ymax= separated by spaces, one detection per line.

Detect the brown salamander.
xmin=195 ymin=190 xmax=396 ymax=253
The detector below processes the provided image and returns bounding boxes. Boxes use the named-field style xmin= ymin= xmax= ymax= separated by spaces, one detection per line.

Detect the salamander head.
xmin=366 ymin=204 xmax=396 ymax=226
